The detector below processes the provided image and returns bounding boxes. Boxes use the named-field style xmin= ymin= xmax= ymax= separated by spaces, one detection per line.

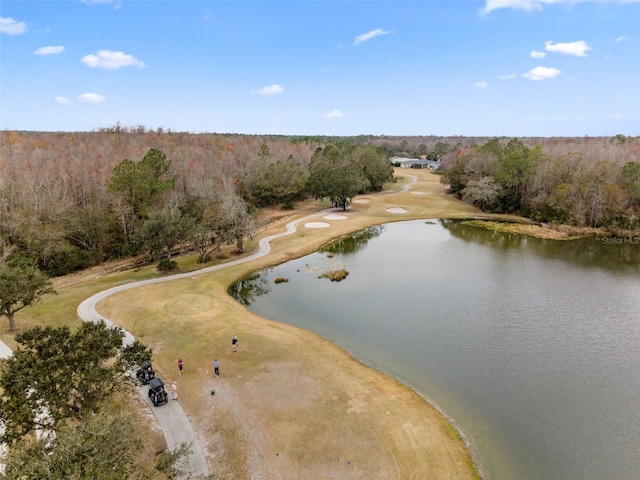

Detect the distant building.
xmin=391 ymin=156 xmax=440 ymax=170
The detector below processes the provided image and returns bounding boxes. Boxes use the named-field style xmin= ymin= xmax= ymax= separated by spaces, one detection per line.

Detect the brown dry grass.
xmin=461 ymin=219 xmax=602 ymax=240
xmin=6 ymin=169 xmax=489 ymax=479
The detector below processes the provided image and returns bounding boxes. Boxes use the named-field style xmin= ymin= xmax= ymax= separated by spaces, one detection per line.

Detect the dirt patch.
xmin=51 ymin=256 xmax=148 ymax=289
xmin=304 ymin=221 xmax=331 ymax=228
xmin=463 ymin=220 xmax=600 ymax=240
xmin=386 ymin=207 xmax=408 ymax=214
xmin=324 ymin=214 xmax=348 ymax=220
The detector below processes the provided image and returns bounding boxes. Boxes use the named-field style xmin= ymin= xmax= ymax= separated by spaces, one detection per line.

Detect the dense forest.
xmin=0 ymin=128 xmax=638 ymax=277
xmin=439 ymin=135 xmax=640 ymax=229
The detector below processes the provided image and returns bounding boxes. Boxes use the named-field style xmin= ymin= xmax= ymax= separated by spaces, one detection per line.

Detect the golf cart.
xmin=136 ymin=361 xmax=156 ymax=385
xmin=148 ymin=377 xmax=168 ymax=406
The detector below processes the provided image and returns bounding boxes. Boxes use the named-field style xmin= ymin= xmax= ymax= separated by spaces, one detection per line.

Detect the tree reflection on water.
xmin=320 ymin=224 xmax=385 ymax=255
xmin=441 ymin=218 xmax=640 ymax=273
xmin=227 ymin=271 xmax=271 ymax=306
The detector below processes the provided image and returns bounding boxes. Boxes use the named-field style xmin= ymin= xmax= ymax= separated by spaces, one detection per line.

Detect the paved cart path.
xmin=76 ymin=208 xmax=335 ymax=478
xmin=1 ymin=178 xmax=417 ymax=476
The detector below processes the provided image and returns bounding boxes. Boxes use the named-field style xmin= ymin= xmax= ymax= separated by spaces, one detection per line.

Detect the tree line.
xmin=1 ymin=130 xmax=638 ymax=281
xmin=439 ymin=137 xmax=640 ymax=230
xmin=0 ymin=130 xmax=393 ymax=279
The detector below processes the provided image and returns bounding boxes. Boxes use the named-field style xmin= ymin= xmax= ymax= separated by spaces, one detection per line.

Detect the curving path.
xmin=76 ymin=208 xmax=335 ymax=479
xmin=399 ymin=173 xmax=417 ymax=191
xmin=0 ymin=342 xmax=11 ymax=360
xmin=1 ymin=176 xmax=419 ymax=476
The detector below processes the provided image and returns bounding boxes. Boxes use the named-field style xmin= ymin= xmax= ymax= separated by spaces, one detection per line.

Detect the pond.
xmin=229 ymin=219 xmax=640 ymax=480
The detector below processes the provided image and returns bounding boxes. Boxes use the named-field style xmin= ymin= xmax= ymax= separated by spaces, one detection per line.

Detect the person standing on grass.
xmin=178 ymin=358 xmax=183 ymax=375
xmin=172 ymin=381 xmax=178 ymax=401
xmin=214 ymin=359 xmax=220 ymax=377
xmin=232 ymin=336 xmax=238 ymax=352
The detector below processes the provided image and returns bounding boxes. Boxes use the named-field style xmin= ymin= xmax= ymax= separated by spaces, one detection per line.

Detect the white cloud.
xmin=482 ymin=0 xmax=543 ymax=13
xmin=545 ymin=40 xmax=592 ymax=57
xmin=54 ymin=96 xmax=70 ymax=105
xmin=0 ymin=17 xmax=27 ymax=35
xmin=615 ymin=35 xmax=627 ymax=42
xmin=483 ymin=0 xmax=640 ymax=14
xmin=324 ymin=109 xmax=345 ymax=119
xmin=475 ymin=81 xmax=489 ymax=88
xmin=34 ymin=45 xmax=65 ymax=56
xmin=81 ymin=50 xmax=146 ymax=70
xmin=254 ymin=84 xmax=284 ymax=96
xmin=522 ymin=66 xmax=562 ymax=80
xmin=499 ymin=73 xmax=517 ymax=80
xmin=77 ymin=93 xmax=106 ymax=103
xmin=530 ymin=50 xmax=546 ymax=59
xmin=354 ymin=28 xmax=390 ymax=46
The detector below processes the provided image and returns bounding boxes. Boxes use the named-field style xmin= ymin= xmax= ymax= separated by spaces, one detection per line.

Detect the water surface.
xmin=231 ymin=220 xmax=640 ymax=480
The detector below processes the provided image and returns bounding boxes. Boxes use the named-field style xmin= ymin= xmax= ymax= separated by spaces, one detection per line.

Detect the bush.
xmin=44 ymin=245 xmax=94 ymax=276
xmin=198 ymin=254 xmax=212 ymax=264
xmin=157 ymin=259 xmax=177 ymax=271
xmin=319 ymin=269 xmax=349 ymax=282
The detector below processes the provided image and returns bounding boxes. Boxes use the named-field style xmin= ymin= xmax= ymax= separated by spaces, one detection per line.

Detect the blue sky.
xmin=1 ymin=0 xmax=638 ymax=136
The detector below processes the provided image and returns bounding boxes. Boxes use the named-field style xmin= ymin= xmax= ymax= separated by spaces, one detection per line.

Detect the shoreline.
xmin=9 ymin=168 xmax=485 ymax=478
xmin=94 ymin=171 xmax=483 ymax=478
xmin=311 ymin=334 xmax=487 ymax=480
xmin=9 ymin=167 xmax=638 ymax=478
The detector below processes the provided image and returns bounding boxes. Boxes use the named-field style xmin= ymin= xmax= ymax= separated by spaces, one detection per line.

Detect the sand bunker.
xmin=352 ymin=198 xmax=370 ymax=204
xmin=386 ymin=207 xmax=408 ymax=214
xmin=304 ymin=222 xmax=331 ymax=228
xmin=411 ymin=191 xmax=428 ymax=195
xmin=324 ymin=214 xmax=347 ymax=220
